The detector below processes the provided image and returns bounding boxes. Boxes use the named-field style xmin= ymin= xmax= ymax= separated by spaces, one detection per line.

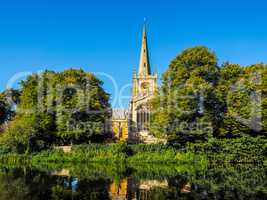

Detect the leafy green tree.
xmin=1 ymin=69 xmax=110 ymax=152
xmin=0 ymin=115 xmax=36 ymax=153
xmin=54 ymin=69 xmax=110 ymax=144
xmin=151 ymin=46 xmax=267 ymax=142
xmin=150 ymin=46 xmax=220 ymax=145
xmin=215 ymin=62 xmax=245 ymax=138
xmin=218 ymin=64 xmax=267 ymax=137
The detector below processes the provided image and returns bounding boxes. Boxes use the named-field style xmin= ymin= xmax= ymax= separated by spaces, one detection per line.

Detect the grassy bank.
xmin=31 ymin=144 xmax=207 ymax=165
xmin=0 ymin=137 xmax=266 ymax=167
xmin=0 ymin=144 xmax=208 ymax=167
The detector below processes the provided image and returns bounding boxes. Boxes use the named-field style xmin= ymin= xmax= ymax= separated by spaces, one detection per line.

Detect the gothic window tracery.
xmin=136 ymin=104 xmax=150 ymax=131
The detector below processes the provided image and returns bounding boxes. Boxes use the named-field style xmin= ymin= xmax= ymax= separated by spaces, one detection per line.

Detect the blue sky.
xmin=0 ymin=0 xmax=267 ymax=107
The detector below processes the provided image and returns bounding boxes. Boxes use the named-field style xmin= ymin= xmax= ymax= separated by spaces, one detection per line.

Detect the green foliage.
xmin=129 ymin=143 xmax=175 ymax=154
xmin=1 ymin=144 xmax=207 ymax=165
xmin=32 ymin=143 xmax=129 ymax=164
xmin=0 ymin=163 xmax=265 ymax=200
xmin=0 ymin=138 xmax=264 ymax=165
xmin=189 ymin=136 xmax=267 ymax=163
xmin=128 ymin=150 xmax=206 ymax=164
xmin=0 ymin=145 xmax=10 ymax=155
xmin=127 ymin=144 xmax=207 ymax=164
xmin=0 ymin=69 xmax=111 ymax=153
xmin=54 ymin=69 xmax=110 ymax=143
xmin=218 ymin=63 xmax=267 ymax=137
xmin=0 ymin=153 xmax=29 ymax=166
xmin=150 ymin=46 xmax=220 ymax=144
xmin=0 ymin=115 xmax=36 ymax=153
xmin=151 ymin=46 xmax=267 ymax=146
xmin=0 ymin=46 xmax=266 ymax=162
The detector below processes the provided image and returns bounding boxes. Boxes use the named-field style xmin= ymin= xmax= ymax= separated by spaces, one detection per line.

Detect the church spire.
xmin=138 ymin=19 xmax=151 ymax=76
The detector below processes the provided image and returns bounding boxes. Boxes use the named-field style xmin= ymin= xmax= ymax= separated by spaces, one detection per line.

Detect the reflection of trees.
xmin=51 ymin=179 xmax=111 ymax=200
xmin=0 ymin=168 xmax=29 ymax=200
xmin=0 ymin=168 xmax=111 ymax=200
xmin=0 ymin=164 xmax=266 ymax=200
xmin=187 ymin=164 xmax=267 ymax=199
xmin=131 ymin=164 xmax=267 ymax=200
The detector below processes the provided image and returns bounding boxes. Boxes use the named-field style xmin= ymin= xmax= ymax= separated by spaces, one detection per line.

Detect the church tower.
xmin=129 ymin=20 xmax=158 ymax=143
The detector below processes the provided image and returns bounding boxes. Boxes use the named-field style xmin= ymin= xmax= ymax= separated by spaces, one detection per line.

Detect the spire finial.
xmin=143 ymin=18 xmax=147 ymax=35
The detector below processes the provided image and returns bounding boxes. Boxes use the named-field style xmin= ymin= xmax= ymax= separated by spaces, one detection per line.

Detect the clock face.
xmin=141 ymin=82 xmax=149 ymax=96
xmin=141 ymin=82 xmax=149 ymax=90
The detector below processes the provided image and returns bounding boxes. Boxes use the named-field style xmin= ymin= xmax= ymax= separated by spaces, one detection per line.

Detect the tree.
xmin=0 ymin=115 xmax=36 ymax=153
xmin=0 ymin=89 xmax=20 ymax=126
xmin=218 ymin=63 xmax=267 ymax=137
xmin=150 ymin=46 xmax=220 ymax=145
xmin=0 ymin=69 xmax=111 ymax=152
xmin=54 ymin=69 xmax=110 ymax=144
xmin=150 ymin=47 xmax=267 ymax=143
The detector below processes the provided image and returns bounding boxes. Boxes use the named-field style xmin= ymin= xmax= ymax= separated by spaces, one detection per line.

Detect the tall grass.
xmin=0 ymin=143 xmax=208 ymax=166
xmin=3 ymin=137 xmax=264 ymax=165
xmin=0 ymin=153 xmax=30 ymax=166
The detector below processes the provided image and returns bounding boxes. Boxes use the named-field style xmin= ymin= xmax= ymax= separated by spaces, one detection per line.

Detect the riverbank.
xmin=0 ymin=138 xmax=266 ymax=168
xmin=0 ymin=144 xmax=208 ymax=167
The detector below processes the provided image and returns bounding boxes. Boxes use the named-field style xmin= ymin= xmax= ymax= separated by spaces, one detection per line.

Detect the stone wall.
xmin=111 ymin=119 xmax=129 ymax=141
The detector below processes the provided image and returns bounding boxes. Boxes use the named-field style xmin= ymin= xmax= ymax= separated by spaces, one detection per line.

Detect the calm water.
xmin=0 ymin=163 xmax=266 ymax=200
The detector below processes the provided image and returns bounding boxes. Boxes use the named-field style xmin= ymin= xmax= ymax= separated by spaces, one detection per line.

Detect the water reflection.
xmin=0 ymin=164 xmax=266 ymax=200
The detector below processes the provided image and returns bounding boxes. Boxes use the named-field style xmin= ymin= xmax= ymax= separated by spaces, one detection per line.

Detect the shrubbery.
xmin=0 ymin=145 xmax=11 ymax=155
xmin=0 ymin=140 xmax=265 ymax=165
xmin=188 ymin=136 xmax=267 ymax=163
xmin=2 ymin=143 xmax=206 ymax=165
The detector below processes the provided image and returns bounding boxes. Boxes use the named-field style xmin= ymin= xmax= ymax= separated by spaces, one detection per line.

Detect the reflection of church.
xmin=108 ymin=178 xmax=169 ymax=200
xmin=111 ymin=22 xmax=164 ymax=143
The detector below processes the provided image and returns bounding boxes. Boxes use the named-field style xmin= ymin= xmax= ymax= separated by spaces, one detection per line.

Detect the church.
xmin=111 ymin=22 xmax=164 ymax=144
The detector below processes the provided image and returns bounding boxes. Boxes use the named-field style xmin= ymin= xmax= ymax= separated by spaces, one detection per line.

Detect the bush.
xmin=129 ymin=144 xmax=175 ymax=154
xmin=0 ymin=145 xmax=11 ymax=155
xmin=189 ymin=136 xmax=267 ymax=163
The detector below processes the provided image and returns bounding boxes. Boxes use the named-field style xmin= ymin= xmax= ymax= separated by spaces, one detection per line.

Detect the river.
xmin=0 ymin=163 xmax=266 ymax=199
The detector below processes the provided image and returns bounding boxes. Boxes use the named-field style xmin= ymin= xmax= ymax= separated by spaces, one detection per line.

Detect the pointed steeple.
xmin=138 ymin=19 xmax=151 ymax=76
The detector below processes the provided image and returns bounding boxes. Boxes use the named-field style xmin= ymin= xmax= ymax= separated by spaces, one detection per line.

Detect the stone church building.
xmin=111 ymin=22 xmax=164 ymax=144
